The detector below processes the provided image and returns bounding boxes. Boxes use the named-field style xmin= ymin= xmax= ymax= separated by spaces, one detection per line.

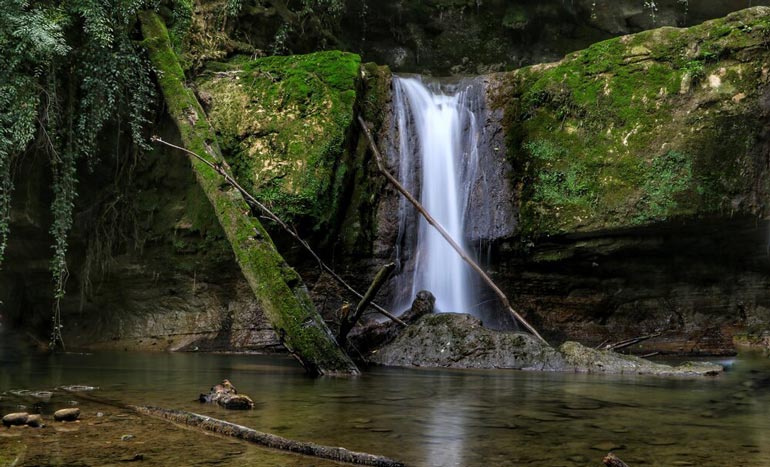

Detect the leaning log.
xmin=132 ymin=406 xmax=405 ymax=467
xmin=138 ymin=11 xmax=358 ymax=376
xmin=338 ymin=262 xmax=396 ymax=345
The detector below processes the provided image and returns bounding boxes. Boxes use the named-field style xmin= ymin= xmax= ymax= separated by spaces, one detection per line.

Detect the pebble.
xmin=54 ymin=408 xmax=81 ymax=422
xmin=2 ymin=412 xmax=29 ymax=427
xmin=26 ymin=414 xmax=44 ymax=428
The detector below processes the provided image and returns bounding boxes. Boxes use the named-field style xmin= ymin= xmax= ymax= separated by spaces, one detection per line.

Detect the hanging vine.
xmin=1 ymin=0 xmax=166 ymax=349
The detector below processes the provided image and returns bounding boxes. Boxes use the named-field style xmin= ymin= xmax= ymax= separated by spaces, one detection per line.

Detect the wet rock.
xmin=559 ymin=342 xmax=724 ymax=376
xmin=348 ymin=291 xmax=437 ymax=356
xmin=26 ymin=414 xmax=44 ymax=428
xmin=54 ymin=408 xmax=81 ymax=422
xmin=369 ymin=313 xmax=565 ymax=370
xmin=2 ymin=412 xmax=29 ymax=427
xmin=399 ymin=290 xmax=435 ymax=323
xmin=371 ymin=313 xmax=724 ymax=376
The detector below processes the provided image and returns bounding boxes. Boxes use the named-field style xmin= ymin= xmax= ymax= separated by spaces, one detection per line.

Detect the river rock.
xmin=25 ymin=414 xmax=44 ymax=428
xmin=54 ymin=408 xmax=81 ymax=422
xmin=2 ymin=412 xmax=29 ymax=427
xmin=370 ymin=313 xmax=724 ymax=376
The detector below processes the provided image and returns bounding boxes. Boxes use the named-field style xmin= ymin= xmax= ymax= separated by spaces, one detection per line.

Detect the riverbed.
xmin=1 ymin=333 xmax=768 ymax=466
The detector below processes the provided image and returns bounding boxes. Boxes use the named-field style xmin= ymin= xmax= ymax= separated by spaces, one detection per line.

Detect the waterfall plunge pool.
xmin=1 ymin=344 xmax=769 ymax=466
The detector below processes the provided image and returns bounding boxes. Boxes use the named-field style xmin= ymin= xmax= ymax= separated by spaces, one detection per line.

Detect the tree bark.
xmin=357 ymin=116 xmax=547 ymax=345
xmin=132 ymin=406 xmax=405 ymax=467
xmin=139 ymin=11 xmax=358 ymax=376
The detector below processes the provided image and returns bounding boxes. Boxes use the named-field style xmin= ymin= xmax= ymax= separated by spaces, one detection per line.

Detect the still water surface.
xmin=1 ymin=333 xmax=769 ymax=466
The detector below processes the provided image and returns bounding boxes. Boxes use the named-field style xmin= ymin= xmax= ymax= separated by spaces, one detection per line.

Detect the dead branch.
xmin=133 ymin=406 xmax=406 ymax=467
xmin=151 ymin=137 xmax=405 ymax=328
xmin=338 ymin=262 xmax=396 ymax=345
xmin=357 ymin=116 xmax=547 ymax=345
xmin=605 ymin=332 xmax=662 ymax=351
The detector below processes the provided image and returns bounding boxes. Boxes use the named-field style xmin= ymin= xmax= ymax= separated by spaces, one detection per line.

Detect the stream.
xmin=1 ymin=331 xmax=769 ymax=466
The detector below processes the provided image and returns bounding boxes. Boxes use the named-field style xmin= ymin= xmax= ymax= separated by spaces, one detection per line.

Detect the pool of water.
xmin=1 ymin=331 xmax=769 ymax=466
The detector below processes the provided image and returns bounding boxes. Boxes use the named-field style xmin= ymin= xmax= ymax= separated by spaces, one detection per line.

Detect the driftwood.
xmin=357 ymin=116 xmax=547 ymax=345
xmin=338 ymin=263 xmax=396 ymax=345
xmin=151 ymin=137 xmax=405 ymax=329
xmin=603 ymin=452 xmax=630 ymax=467
xmin=132 ymin=406 xmax=406 ymax=467
xmin=605 ymin=332 xmax=662 ymax=351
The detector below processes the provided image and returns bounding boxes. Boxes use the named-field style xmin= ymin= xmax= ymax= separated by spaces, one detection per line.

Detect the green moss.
xmin=499 ymin=8 xmax=770 ymax=238
xmin=140 ymin=11 xmax=357 ymax=375
xmin=196 ymin=51 xmax=361 ymax=234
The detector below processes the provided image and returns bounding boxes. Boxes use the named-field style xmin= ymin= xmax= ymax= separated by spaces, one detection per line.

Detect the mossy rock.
xmin=493 ymin=7 xmax=770 ymax=238
xmin=196 ymin=51 xmax=361 ymax=234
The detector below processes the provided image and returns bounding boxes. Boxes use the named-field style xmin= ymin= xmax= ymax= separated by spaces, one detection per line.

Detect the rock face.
xmin=196 ymin=51 xmax=361 ymax=236
xmin=476 ymin=7 xmax=770 ymax=353
xmin=494 ymin=7 xmax=770 ymax=237
xmin=0 ymin=120 xmax=281 ymax=353
xmin=370 ymin=313 xmax=723 ymax=376
xmin=186 ymin=0 xmax=770 ymax=75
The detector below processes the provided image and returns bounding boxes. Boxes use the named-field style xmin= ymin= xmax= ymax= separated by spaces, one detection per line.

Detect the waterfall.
xmin=390 ymin=76 xmax=483 ymax=315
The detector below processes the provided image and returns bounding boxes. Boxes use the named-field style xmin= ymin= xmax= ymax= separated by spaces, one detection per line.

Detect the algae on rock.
xmin=196 ymin=51 xmax=360 ymax=237
xmin=139 ymin=11 xmax=358 ymax=376
xmin=493 ymin=7 xmax=770 ymax=239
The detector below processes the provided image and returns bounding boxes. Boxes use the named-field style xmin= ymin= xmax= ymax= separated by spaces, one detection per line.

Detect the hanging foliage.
xmin=0 ymin=0 xmax=174 ymax=349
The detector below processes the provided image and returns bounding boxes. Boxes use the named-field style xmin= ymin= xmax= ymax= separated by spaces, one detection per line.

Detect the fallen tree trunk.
xmin=151 ymin=137 xmax=406 ymax=329
xmin=357 ymin=116 xmax=547 ymax=345
xmin=139 ymin=11 xmax=358 ymax=376
xmin=132 ymin=406 xmax=406 ymax=467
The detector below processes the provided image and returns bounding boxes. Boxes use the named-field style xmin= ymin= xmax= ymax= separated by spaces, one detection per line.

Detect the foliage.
xmin=0 ymin=0 xmax=166 ymax=348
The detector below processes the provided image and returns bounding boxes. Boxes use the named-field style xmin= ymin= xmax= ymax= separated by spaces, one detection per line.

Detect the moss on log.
xmin=138 ymin=11 xmax=358 ymax=376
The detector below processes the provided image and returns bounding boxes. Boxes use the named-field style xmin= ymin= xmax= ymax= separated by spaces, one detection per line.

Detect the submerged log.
xmin=138 ymin=11 xmax=358 ymax=376
xmin=132 ymin=406 xmax=405 ymax=467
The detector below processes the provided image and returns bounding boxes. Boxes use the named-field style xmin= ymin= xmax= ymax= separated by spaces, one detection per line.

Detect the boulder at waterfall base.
xmin=369 ymin=313 xmax=723 ymax=376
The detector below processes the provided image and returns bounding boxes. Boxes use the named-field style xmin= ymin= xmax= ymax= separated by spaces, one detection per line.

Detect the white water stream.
xmin=392 ymin=76 xmax=482 ymax=314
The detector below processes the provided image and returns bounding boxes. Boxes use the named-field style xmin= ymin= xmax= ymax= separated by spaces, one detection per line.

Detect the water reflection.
xmin=1 ymin=338 xmax=770 ymax=466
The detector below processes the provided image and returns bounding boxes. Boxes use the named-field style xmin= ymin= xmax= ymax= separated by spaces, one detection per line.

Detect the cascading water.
xmin=390 ymin=76 xmax=483 ymax=315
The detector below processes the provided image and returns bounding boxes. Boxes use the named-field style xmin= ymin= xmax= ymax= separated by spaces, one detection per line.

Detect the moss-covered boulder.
xmin=493 ymin=7 xmax=770 ymax=238
xmin=196 ymin=51 xmax=361 ymax=235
